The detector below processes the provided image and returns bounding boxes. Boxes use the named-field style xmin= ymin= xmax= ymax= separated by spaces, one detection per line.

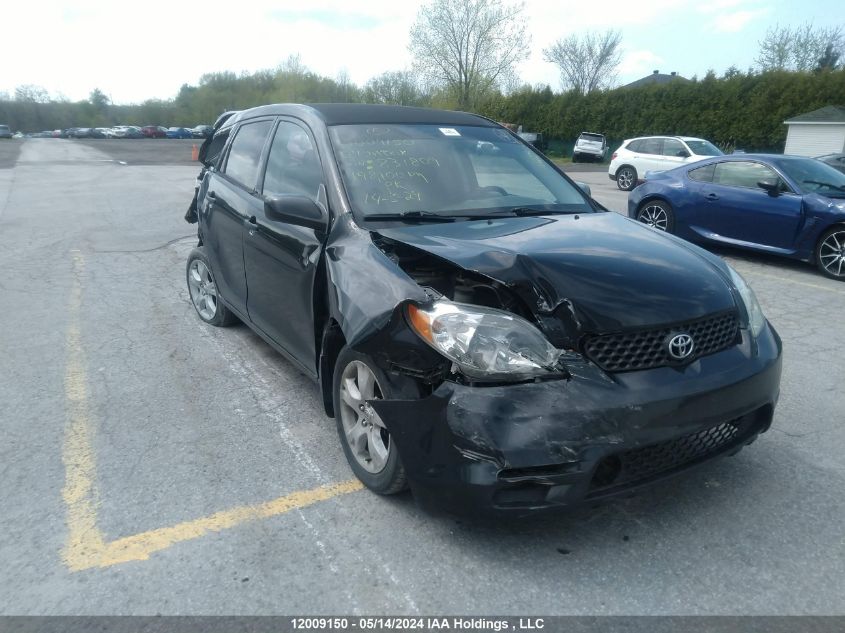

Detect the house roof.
xmin=784 ymin=105 xmax=845 ymax=125
xmin=623 ymin=70 xmax=688 ymax=89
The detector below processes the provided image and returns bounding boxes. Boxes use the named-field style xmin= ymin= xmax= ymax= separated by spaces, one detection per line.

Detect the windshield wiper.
xmin=504 ymin=207 xmax=581 ymax=217
xmin=803 ymin=180 xmax=845 ymax=192
xmin=364 ymin=210 xmax=456 ymax=222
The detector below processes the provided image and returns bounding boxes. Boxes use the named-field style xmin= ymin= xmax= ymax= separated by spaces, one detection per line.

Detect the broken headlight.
xmin=407 ymin=301 xmax=563 ymax=380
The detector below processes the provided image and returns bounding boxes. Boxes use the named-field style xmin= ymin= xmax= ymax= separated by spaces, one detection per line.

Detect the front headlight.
xmin=727 ymin=265 xmax=766 ymax=337
xmin=406 ymin=301 xmax=563 ymax=380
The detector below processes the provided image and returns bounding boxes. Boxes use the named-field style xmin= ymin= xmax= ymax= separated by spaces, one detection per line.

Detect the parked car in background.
xmin=166 ymin=127 xmax=193 ymax=139
xmin=191 ymin=125 xmax=213 ymax=138
xmin=609 ymin=136 xmax=723 ymax=191
xmin=141 ymin=125 xmax=168 ymax=138
xmin=185 ymin=103 xmax=781 ymax=515
xmin=816 ymin=153 xmax=845 ymax=175
xmin=572 ymin=132 xmax=607 ymax=162
xmin=517 ymin=131 xmax=548 ymax=152
xmin=69 ymin=128 xmax=94 ymax=138
xmin=91 ymin=127 xmax=118 ymax=139
xmin=629 ymin=154 xmax=845 ymax=280
xmin=0 ymin=125 xmax=12 ymax=139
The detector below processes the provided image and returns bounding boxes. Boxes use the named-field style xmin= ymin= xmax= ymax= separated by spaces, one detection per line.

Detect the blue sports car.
xmin=628 ymin=154 xmax=845 ymax=280
xmin=165 ymin=127 xmax=193 ymax=139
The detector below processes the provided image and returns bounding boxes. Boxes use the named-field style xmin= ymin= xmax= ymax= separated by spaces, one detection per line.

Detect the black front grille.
xmin=589 ymin=417 xmax=751 ymax=493
xmin=583 ymin=311 xmax=739 ymax=372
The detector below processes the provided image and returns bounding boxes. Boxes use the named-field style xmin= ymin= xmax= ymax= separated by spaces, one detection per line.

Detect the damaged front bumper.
xmin=372 ymin=323 xmax=782 ymax=515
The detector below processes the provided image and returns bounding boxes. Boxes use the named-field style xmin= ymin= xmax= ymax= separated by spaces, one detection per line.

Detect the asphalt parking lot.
xmin=1 ymin=139 xmax=843 ymax=615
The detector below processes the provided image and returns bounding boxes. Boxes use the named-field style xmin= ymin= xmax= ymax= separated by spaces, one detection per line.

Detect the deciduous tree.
xmin=408 ymin=0 xmax=529 ymax=110
xmin=543 ymin=30 xmax=622 ymax=94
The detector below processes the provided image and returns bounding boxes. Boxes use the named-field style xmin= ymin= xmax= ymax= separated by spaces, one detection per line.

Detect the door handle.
xmin=705 ymin=193 xmax=719 ymax=201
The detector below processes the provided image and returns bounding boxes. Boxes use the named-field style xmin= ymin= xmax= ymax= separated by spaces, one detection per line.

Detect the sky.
xmin=1 ymin=0 xmax=841 ymax=104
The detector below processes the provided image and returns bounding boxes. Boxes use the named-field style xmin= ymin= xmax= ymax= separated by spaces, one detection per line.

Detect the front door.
xmin=696 ymin=161 xmax=803 ymax=249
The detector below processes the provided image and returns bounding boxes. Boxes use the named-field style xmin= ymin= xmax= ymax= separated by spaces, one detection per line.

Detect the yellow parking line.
xmin=61 ymin=250 xmax=363 ymax=573
xmin=742 ymin=268 xmax=845 ymax=296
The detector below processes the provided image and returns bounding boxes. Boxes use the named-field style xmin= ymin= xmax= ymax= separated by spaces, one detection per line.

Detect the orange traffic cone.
xmin=191 ymin=144 xmax=199 ymax=161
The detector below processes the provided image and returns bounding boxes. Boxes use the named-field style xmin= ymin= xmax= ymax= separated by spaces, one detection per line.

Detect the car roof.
xmin=226 ymin=103 xmax=496 ymax=128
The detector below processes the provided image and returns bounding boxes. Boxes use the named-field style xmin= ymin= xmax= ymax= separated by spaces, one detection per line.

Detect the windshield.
xmin=685 ymin=140 xmax=723 ymax=156
xmin=774 ymin=157 xmax=845 ymax=196
xmin=329 ymin=124 xmax=591 ymax=220
xmin=579 ymin=133 xmax=604 ymax=142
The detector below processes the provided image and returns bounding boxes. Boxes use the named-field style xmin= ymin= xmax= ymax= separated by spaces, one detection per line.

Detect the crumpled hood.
xmin=376 ymin=212 xmax=737 ymax=333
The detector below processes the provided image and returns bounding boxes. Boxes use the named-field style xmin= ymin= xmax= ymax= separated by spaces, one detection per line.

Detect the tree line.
xmin=1 ymin=0 xmax=842 ymax=153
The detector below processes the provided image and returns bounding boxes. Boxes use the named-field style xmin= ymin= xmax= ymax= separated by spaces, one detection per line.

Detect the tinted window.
xmin=579 ymin=133 xmax=605 ymax=142
xmin=663 ymin=139 xmax=687 ymax=157
xmin=688 ymin=163 xmax=715 ymax=182
xmin=639 ymin=138 xmax=662 ymax=155
xmin=201 ymin=129 xmax=230 ymax=167
xmin=714 ymin=161 xmax=778 ymax=189
xmin=627 ymin=140 xmax=643 ymax=152
xmin=262 ymin=122 xmax=323 ymax=200
xmin=224 ymin=120 xmax=273 ymax=189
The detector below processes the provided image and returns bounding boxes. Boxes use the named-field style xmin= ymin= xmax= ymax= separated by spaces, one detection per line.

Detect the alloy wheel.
xmin=188 ymin=259 xmax=218 ymax=320
xmin=637 ymin=204 xmax=669 ymax=231
xmin=819 ymin=230 xmax=845 ymax=277
xmin=618 ymin=168 xmax=635 ymax=190
xmin=338 ymin=361 xmax=390 ymax=474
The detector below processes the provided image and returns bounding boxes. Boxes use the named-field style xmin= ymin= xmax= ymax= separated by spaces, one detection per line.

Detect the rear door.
xmin=696 ymin=160 xmax=803 ymax=249
xmin=243 ymin=119 xmax=327 ymax=370
xmin=203 ymin=118 xmax=274 ymax=316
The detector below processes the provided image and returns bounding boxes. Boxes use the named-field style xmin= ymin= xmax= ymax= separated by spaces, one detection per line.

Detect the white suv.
xmin=608 ymin=136 xmax=723 ymax=190
xmin=572 ymin=132 xmax=607 ymax=162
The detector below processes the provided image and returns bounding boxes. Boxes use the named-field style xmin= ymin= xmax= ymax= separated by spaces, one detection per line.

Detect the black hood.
xmin=375 ymin=212 xmax=737 ymax=333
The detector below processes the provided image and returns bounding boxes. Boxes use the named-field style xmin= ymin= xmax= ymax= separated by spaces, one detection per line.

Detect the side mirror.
xmin=757 ymin=180 xmax=780 ymax=196
xmin=677 ymin=150 xmax=690 ymax=158
xmin=264 ymin=195 xmax=328 ymax=231
xmin=574 ymin=181 xmax=592 ymax=196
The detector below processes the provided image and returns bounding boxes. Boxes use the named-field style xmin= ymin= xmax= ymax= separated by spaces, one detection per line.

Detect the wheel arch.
xmin=636 ymin=193 xmax=674 ymax=211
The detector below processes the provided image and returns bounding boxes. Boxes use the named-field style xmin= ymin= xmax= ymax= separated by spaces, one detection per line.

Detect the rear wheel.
xmin=815 ymin=227 xmax=845 ymax=280
xmin=636 ymin=200 xmax=675 ymax=232
xmin=186 ymin=247 xmax=238 ymax=326
xmin=616 ymin=165 xmax=637 ymax=191
xmin=333 ymin=347 xmax=407 ymax=494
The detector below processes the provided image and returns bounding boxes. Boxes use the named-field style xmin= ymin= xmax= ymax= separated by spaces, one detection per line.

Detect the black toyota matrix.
xmin=185 ymin=104 xmax=782 ymax=514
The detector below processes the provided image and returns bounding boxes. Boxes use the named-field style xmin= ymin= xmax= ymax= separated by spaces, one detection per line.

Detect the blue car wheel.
xmin=816 ymin=226 xmax=845 ymax=281
xmin=636 ymin=200 xmax=675 ymax=233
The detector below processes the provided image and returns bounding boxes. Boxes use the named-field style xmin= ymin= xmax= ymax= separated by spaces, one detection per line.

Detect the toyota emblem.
xmin=666 ymin=333 xmax=695 ymax=361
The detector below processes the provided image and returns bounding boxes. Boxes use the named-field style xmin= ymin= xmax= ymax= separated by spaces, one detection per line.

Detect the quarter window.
xmin=262 ymin=122 xmax=323 ymax=200
xmin=224 ymin=120 xmax=273 ymax=190
xmin=714 ymin=161 xmax=779 ymax=189
xmin=688 ymin=164 xmax=715 ymax=182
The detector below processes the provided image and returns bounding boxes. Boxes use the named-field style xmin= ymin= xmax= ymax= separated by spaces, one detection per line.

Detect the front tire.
xmin=636 ymin=200 xmax=675 ymax=232
xmin=815 ymin=226 xmax=845 ymax=281
xmin=186 ymin=247 xmax=238 ymax=326
xmin=616 ymin=165 xmax=638 ymax=191
xmin=333 ymin=347 xmax=407 ymax=495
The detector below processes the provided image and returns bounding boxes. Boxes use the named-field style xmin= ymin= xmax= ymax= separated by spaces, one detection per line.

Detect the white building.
xmin=783 ymin=105 xmax=845 ymax=157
